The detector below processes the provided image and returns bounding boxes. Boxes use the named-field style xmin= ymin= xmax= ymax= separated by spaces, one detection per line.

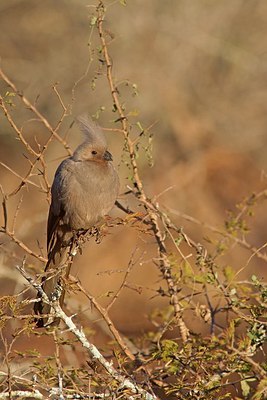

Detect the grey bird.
xmin=34 ymin=115 xmax=119 ymax=327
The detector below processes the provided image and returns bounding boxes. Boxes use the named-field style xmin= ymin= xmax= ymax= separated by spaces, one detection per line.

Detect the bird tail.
xmin=34 ymin=231 xmax=73 ymax=328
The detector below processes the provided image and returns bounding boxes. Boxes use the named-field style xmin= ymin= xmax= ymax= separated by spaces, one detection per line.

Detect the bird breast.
xmin=51 ymin=158 xmax=119 ymax=230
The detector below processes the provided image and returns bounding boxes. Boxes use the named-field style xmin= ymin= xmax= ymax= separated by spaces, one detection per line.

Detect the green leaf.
xmin=223 ymin=265 xmax=235 ymax=282
xmin=128 ymin=110 xmax=139 ymax=117
xmin=241 ymin=379 xmax=250 ymax=397
xmin=90 ymin=16 xmax=97 ymax=26
xmin=251 ymin=274 xmax=260 ymax=285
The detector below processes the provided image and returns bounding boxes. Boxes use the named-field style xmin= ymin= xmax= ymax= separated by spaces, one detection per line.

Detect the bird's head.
xmin=72 ymin=115 xmax=113 ymax=163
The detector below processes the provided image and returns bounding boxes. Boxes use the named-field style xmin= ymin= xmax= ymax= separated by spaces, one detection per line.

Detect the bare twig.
xmin=77 ymin=282 xmax=136 ymax=361
xmin=0 ymin=68 xmax=72 ymax=155
xmin=0 ymin=391 xmax=43 ymax=399
xmin=168 ymin=206 xmax=267 ymax=262
xmin=3 ymin=229 xmax=47 ymax=263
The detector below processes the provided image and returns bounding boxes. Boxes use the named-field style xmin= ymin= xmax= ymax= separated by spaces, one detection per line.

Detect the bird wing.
xmin=47 ymin=206 xmax=65 ymax=254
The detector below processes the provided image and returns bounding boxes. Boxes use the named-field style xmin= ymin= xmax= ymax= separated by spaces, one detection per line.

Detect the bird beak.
xmin=103 ymin=150 xmax=113 ymax=161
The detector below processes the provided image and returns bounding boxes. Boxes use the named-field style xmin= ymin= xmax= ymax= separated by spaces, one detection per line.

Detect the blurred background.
xmin=0 ymin=0 xmax=266 ymax=349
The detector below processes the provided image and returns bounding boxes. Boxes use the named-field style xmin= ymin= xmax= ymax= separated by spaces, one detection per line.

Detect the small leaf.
xmin=90 ymin=16 xmax=97 ymax=26
xmin=224 ymin=265 xmax=235 ymax=282
xmin=251 ymin=274 xmax=260 ymax=285
xmin=241 ymin=379 xmax=250 ymax=397
xmin=136 ymin=121 xmax=143 ymax=131
xmin=128 ymin=110 xmax=139 ymax=117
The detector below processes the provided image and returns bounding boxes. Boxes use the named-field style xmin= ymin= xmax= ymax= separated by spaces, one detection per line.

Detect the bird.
xmin=34 ymin=114 xmax=119 ymax=327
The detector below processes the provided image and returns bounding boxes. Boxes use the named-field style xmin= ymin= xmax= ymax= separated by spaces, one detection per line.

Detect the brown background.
xmin=0 ymin=0 xmax=266 ymax=342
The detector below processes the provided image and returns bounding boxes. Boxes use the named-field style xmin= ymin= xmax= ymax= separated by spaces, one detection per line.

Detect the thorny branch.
xmin=18 ymin=265 xmax=158 ymax=400
xmin=97 ymin=3 xmax=189 ymax=342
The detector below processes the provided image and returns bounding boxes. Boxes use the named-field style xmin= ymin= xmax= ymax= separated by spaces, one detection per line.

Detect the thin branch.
xmin=4 ymin=230 xmax=47 ymax=262
xmin=0 ymin=67 xmax=72 ymax=155
xmin=168 ymin=207 xmax=267 ymax=262
xmin=18 ymin=265 xmax=158 ymax=400
xmin=106 ymin=249 xmax=136 ymax=311
xmin=0 ymin=95 xmax=38 ymax=156
xmin=52 ymin=83 xmax=69 ymax=132
xmin=97 ymin=5 xmax=189 ymax=342
xmin=0 ymin=161 xmax=39 ymax=190
xmin=0 ymin=391 xmax=43 ymax=399
xmin=77 ymin=282 xmax=136 ymax=361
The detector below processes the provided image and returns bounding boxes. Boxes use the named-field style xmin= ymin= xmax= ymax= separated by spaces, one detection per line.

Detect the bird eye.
xmin=91 ymin=150 xmax=97 ymax=155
